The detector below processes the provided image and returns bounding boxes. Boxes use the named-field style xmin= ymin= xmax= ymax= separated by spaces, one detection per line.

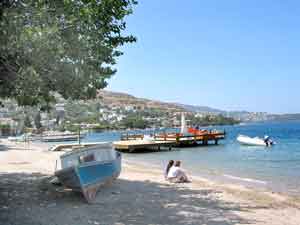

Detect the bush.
xmin=0 ymin=124 xmax=10 ymax=129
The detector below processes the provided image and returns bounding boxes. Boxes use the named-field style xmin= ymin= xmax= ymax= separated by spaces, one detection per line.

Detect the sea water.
xmin=70 ymin=121 xmax=300 ymax=195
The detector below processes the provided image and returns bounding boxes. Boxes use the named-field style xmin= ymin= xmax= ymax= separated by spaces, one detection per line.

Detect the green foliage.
xmin=24 ymin=114 xmax=32 ymax=128
xmin=63 ymin=100 xmax=102 ymax=124
xmin=0 ymin=123 xmax=10 ymax=129
xmin=121 ymin=115 xmax=149 ymax=129
xmin=0 ymin=0 xmax=137 ymax=107
xmin=34 ymin=112 xmax=42 ymax=129
xmin=91 ymin=122 xmax=117 ymax=131
xmin=186 ymin=114 xmax=239 ymax=126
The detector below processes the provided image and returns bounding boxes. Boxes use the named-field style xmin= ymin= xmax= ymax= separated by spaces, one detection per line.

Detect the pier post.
xmin=176 ymin=135 xmax=179 ymax=144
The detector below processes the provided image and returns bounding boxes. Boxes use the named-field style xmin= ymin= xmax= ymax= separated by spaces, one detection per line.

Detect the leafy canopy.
xmin=0 ymin=0 xmax=137 ymax=107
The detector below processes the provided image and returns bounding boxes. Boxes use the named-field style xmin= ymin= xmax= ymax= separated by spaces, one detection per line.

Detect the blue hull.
xmin=55 ymin=152 xmax=121 ymax=202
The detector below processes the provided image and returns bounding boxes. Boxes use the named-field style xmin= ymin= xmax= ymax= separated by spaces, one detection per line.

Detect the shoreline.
xmin=122 ymin=158 xmax=300 ymax=208
xmin=1 ymin=140 xmax=300 ymax=224
xmin=123 ymin=152 xmax=300 ymax=198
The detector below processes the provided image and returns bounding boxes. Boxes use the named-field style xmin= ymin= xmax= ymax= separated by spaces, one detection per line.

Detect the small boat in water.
xmin=237 ymin=135 xmax=274 ymax=147
xmin=42 ymin=131 xmax=85 ymax=142
xmin=54 ymin=143 xmax=121 ymax=203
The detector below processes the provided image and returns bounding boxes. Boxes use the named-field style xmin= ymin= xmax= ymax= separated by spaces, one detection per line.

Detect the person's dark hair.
xmin=175 ymin=160 xmax=181 ymax=167
xmin=166 ymin=160 xmax=174 ymax=175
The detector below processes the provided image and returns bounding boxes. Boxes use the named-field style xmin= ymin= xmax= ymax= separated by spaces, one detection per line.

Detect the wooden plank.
xmin=114 ymin=130 xmax=226 ymax=152
xmin=113 ymin=140 xmax=175 ymax=152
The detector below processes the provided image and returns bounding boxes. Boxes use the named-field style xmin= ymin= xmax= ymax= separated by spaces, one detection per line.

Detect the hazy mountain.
xmin=175 ymin=103 xmax=225 ymax=114
xmin=97 ymin=90 xmax=184 ymax=112
xmin=99 ymin=90 xmax=300 ymax=122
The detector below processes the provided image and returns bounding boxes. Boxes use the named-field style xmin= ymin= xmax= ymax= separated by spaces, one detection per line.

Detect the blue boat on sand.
xmin=54 ymin=143 xmax=121 ymax=203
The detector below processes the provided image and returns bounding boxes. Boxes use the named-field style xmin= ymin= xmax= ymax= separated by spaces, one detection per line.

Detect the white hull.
xmin=237 ymin=135 xmax=267 ymax=146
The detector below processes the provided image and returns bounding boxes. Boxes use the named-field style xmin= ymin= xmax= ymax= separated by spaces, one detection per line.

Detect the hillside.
xmin=97 ymin=90 xmax=184 ymax=112
xmin=97 ymin=90 xmax=273 ymax=122
xmin=175 ymin=103 xmax=224 ymax=114
xmin=267 ymin=114 xmax=300 ymax=121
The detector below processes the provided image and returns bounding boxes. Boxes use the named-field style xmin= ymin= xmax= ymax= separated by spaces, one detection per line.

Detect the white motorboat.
xmin=237 ymin=135 xmax=274 ymax=147
xmin=143 ymin=134 xmax=155 ymax=143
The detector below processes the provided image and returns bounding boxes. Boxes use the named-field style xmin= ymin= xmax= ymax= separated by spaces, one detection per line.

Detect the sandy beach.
xmin=0 ymin=139 xmax=300 ymax=225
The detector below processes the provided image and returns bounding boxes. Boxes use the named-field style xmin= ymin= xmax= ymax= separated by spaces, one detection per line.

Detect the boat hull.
xmin=237 ymin=135 xmax=267 ymax=146
xmin=42 ymin=135 xmax=84 ymax=142
xmin=55 ymin=152 xmax=121 ymax=203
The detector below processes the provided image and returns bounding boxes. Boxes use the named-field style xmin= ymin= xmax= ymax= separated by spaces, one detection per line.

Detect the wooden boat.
xmin=54 ymin=143 xmax=121 ymax=203
xmin=187 ymin=127 xmax=208 ymax=135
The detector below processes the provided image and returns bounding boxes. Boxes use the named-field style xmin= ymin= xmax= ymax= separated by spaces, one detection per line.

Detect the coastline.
xmin=1 ymin=140 xmax=300 ymax=225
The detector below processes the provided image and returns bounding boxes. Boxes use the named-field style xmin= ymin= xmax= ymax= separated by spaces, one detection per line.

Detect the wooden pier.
xmin=115 ymin=130 xmax=226 ymax=152
xmin=113 ymin=140 xmax=174 ymax=153
xmin=154 ymin=131 xmax=225 ymax=146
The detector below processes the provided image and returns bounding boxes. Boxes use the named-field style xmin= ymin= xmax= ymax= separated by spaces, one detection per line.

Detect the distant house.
xmin=41 ymin=119 xmax=57 ymax=129
xmin=0 ymin=108 xmax=9 ymax=118
xmin=124 ymin=105 xmax=134 ymax=111
xmin=55 ymin=103 xmax=65 ymax=111
xmin=195 ymin=113 xmax=204 ymax=118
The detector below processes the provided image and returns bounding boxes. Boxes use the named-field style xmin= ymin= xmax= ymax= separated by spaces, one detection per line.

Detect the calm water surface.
xmin=58 ymin=121 xmax=300 ymax=195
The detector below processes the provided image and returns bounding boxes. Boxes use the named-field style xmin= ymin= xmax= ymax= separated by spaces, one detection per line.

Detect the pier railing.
xmin=120 ymin=130 xmax=226 ymax=145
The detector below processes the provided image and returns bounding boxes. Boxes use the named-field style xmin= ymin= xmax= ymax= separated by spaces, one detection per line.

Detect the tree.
xmin=0 ymin=0 xmax=137 ymax=107
xmin=24 ymin=115 xmax=32 ymax=128
xmin=34 ymin=112 xmax=42 ymax=129
xmin=121 ymin=115 xmax=149 ymax=129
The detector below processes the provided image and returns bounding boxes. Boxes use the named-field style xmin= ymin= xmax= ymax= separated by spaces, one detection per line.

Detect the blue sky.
xmin=107 ymin=0 xmax=300 ymax=114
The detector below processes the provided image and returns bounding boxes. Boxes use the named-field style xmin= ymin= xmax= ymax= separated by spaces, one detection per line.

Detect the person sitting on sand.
xmin=164 ymin=160 xmax=174 ymax=179
xmin=167 ymin=160 xmax=190 ymax=183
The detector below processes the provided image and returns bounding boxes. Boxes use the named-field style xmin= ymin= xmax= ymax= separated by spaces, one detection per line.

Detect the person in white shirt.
xmin=164 ymin=160 xmax=174 ymax=179
xmin=167 ymin=160 xmax=190 ymax=183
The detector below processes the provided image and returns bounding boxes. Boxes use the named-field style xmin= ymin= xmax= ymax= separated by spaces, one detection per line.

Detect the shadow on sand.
xmin=0 ymin=143 xmax=8 ymax=151
xmin=0 ymin=172 xmax=264 ymax=225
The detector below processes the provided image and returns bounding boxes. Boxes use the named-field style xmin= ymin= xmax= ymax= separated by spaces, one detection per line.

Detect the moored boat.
xmin=54 ymin=143 xmax=121 ymax=203
xmin=42 ymin=131 xmax=85 ymax=142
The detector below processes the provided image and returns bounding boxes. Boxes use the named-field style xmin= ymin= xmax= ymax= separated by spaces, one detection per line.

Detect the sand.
xmin=0 ymin=139 xmax=300 ymax=225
